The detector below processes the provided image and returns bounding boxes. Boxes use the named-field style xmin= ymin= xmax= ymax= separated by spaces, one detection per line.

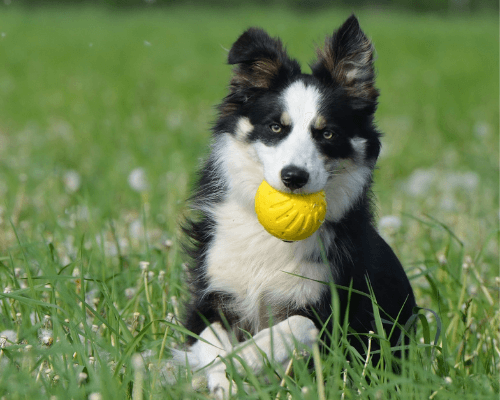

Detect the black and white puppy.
xmin=177 ymin=15 xmax=416 ymax=397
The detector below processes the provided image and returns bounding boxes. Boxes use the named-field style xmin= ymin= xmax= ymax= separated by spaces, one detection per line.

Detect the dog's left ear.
xmin=227 ymin=27 xmax=301 ymax=92
xmin=311 ymin=15 xmax=378 ymax=111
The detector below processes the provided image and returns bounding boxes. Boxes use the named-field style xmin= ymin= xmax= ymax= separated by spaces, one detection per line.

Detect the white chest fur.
xmin=205 ymin=198 xmax=333 ymax=333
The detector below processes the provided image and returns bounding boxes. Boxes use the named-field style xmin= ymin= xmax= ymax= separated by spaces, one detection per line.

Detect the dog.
xmin=177 ymin=15 xmax=416 ymax=398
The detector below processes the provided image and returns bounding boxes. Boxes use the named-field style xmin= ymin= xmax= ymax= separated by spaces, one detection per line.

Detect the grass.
xmin=0 ymin=4 xmax=498 ymax=399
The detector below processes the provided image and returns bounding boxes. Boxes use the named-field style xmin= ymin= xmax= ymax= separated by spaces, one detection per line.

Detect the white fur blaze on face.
xmin=253 ymin=81 xmax=328 ymax=193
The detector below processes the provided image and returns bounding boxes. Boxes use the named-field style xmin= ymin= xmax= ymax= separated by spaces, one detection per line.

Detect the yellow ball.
xmin=254 ymin=180 xmax=327 ymax=241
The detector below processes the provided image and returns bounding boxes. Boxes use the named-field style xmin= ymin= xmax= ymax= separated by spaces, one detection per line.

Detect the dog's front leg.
xmin=175 ymin=322 xmax=235 ymax=399
xmin=232 ymin=315 xmax=319 ymax=375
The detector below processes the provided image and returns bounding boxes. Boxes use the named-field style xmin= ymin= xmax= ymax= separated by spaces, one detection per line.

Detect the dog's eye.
xmin=323 ymin=130 xmax=335 ymax=140
xmin=270 ymin=123 xmax=282 ymax=133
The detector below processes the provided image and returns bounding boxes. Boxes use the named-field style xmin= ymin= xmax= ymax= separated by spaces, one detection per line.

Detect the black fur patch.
xmin=311 ymin=15 xmax=379 ymax=113
xmin=219 ymin=28 xmax=301 ymax=118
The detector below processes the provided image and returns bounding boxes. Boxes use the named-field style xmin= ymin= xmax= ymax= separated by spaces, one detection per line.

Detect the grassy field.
xmin=0 ymin=5 xmax=498 ymax=399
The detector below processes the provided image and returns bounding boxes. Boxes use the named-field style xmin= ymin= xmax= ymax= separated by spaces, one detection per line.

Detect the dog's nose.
xmin=281 ymin=166 xmax=309 ymax=190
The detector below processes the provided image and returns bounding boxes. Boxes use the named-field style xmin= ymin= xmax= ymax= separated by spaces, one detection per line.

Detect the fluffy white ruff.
xmin=205 ymin=197 xmax=333 ymax=333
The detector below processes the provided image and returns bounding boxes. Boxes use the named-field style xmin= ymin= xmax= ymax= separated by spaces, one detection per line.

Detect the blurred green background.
xmin=0 ymin=2 xmax=498 ymax=398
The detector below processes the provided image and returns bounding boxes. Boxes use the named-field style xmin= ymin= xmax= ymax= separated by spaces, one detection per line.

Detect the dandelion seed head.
xmin=78 ymin=372 xmax=88 ymax=384
xmin=166 ymin=111 xmax=183 ymax=129
xmin=0 ymin=330 xmax=17 ymax=345
xmin=63 ymin=170 xmax=81 ymax=193
xmin=473 ymin=121 xmax=490 ymax=137
xmin=124 ymin=287 xmax=136 ymax=299
xmin=132 ymin=353 xmax=144 ymax=369
xmin=128 ymin=168 xmax=149 ymax=192
xmin=406 ymin=169 xmax=435 ymax=197
xmin=166 ymin=313 xmax=176 ymax=324
xmin=378 ymin=215 xmax=402 ymax=233
xmin=436 ymin=254 xmax=447 ymax=266
xmin=129 ymin=219 xmax=144 ymax=239
xmin=39 ymin=329 xmax=53 ymax=346
xmin=439 ymin=194 xmax=456 ymax=211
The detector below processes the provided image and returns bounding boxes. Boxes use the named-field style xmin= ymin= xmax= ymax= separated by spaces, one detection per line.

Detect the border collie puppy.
xmin=178 ymin=15 xmax=416 ymax=397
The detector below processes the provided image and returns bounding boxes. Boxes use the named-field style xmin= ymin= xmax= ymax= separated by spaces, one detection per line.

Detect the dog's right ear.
xmin=227 ymin=28 xmax=301 ymax=92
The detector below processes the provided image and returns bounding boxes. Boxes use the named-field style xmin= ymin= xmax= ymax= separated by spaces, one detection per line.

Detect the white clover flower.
xmin=128 ymin=168 xmax=149 ymax=192
xmin=63 ymin=170 xmax=81 ymax=193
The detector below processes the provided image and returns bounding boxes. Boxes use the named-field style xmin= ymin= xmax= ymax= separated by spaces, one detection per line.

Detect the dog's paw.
xmin=208 ymin=371 xmax=236 ymax=400
xmin=284 ymin=315 xmax=319 ymax=347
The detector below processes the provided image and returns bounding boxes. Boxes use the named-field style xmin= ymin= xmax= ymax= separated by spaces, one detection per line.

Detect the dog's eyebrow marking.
xmin=235 ymin=117 xmax=254 ymax=140
xmin=280 ymin=112 xmax=292 ymax=127
xmin=313 ymin=115 xmax=327 ymax=130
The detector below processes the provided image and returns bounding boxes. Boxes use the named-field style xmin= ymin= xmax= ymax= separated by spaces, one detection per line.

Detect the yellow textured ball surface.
xmin=255 ymin=181 xmax=327 ymax=241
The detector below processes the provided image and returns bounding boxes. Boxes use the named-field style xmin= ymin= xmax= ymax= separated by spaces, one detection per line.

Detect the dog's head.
xmin=215 ymin=15 xmax=381 ymax=222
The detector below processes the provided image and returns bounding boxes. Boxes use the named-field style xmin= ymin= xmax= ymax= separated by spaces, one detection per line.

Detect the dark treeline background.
xmin=8 ymin=0 xmax=499 ymax=13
